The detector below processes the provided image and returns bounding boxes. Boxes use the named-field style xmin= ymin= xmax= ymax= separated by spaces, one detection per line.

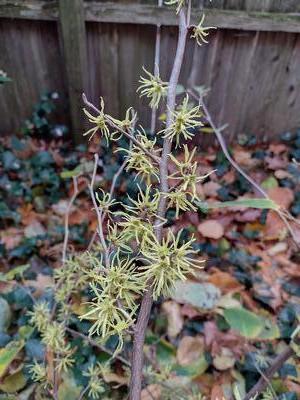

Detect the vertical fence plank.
xmin=59 ymin=0 xmax=87 ymax=142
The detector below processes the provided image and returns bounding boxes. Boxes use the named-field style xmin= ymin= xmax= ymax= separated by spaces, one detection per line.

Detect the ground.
xmin=0 ymin=130 xmax=299 ymax=399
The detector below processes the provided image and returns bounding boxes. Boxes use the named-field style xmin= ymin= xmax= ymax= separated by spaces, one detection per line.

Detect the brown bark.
xmin=129 ymin=7 xmax=189 ymax=400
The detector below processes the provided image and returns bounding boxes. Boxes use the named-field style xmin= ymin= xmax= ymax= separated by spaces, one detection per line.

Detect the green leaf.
xmin=156 ymin=339 xmax=176 ymax=366
xmin=258 ymin=319 xmax=280 ymax=340
xmin=199 ymin=198 xmax=279 ymax=212
xmin=223 ymin=308 xmax=264 ymax=338
xmin=18 ymin=325 xmax=34 ymax=340
xmin=58 ymin=373 xmax=82 ymax=400
xmin=0 ymin=264 xmax=30 ymax=282
xmin=172 ymin=281 xmax=221 ymax=310
xmin=0 ymin=371 xmax=27 ymax=393
xmin=261 ymin=176 xmax=278 ymax=190
xmin=173 ymin=355 xmax=208 ymax=378
xmin=0 ymin=298 xmax=11 ymax=333
xmin=0 ymin=340 xmax=24 ymax=379
xmin=60 ymin=166 xmax=81 ymax=179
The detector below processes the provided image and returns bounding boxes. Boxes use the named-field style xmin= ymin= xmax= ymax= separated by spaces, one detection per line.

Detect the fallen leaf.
xmin=261 ymin=176 xmax=278 ymax=190
xmin=103 ymin=372 xmax=128 ymax=385
xmin=204 ymin=321 xmax=246 ymax=358
xmin=264 ymin=211 xmax=287 ymax=240
xmin=25 ymin=274 xmax=53 ymax=297
xmin=0 ymin=340 xmax=24 ymax=379
xmin=18 ymin=203 xmax=43 ymax=226
xmin=162 ymin=301 xmax=184 ymax=338
xmin=267 ymin=242 xmax=287 ymax=256
xmin=58 ymin=373 xmax=82 ymax=400
xmin=0 ymin=228 xmax=23 ymax=250
xmin=180 ymin=304 xmax=199 ymax=319
xmin=0 ymin=370 xmax=27 ymax=393
xmin=24 ymin=220 xmax=46 ymax=238
xmin=233 ymin=149 xmax=258 ymax=168
xmin=202 ymin=181 xmax=221 ymax=197
xmin=172 ymin=281 xmax=221 ymax=310
xmin=141 ymin=384 xmax=161 ymax=400
xmin=267 ymin=187 xmax=294 ymax=209
xmin=269 ymin=143 xmax=287 ymax=155
xmin=213 ymin=347 xmax=236 ymax=371
xmin=265 ymin=155 xmax=288 ymax=170
xmin=211 ymin=384 xmax=226 ymax=400
xmin=52 ymin=200 xmax=72 ymax=216
xmin=0 ymin=297 xmax=12 ymax=333
xmin=198 ymin=220 xmax=224 ymax=239
xmin=208 ymin=271 xmax=242 ymax=294
xmin=223 ymin=307 xmax=264 ymax=338
xmin=177 ymin=336 xmax=204 ymax=366
xmin=274 ymin=169 xmax=292 ymax=180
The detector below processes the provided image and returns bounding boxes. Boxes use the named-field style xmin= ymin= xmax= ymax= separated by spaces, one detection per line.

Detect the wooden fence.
xmin=1 ymin=0 xmax=300 ymax=142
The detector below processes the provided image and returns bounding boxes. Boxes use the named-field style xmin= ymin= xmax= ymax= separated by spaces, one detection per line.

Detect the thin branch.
xmin=188 ymin=89 xmax=268 ymax=199
xmin=89 ymin=154 xmax=110 ymax=267
xmin=78 ymin=384 xmax=90 ymax=400
xmin=82 ymin=93 xmax=160 ymax=164
xmin=255 ymin=362 xmax=278 ymax=400
xmin=129 ymin=5 xmax=189 ymax=400
xmin=62 ymin=176 xmax=79 ymax=264
xmin=87 ymin=142 xmax=131 ymax=251
xmin=155 ymin=7 xmax=188 ymax=241
xmin=188 ymin=88 xmax=300 ymax=246
xmin=244 ymin=346 xmax=295 ymax=400
xmin=150 ymin=0 xmax=163 ymax=134
xmin=66 ymin=327 xmax=131 ymax=367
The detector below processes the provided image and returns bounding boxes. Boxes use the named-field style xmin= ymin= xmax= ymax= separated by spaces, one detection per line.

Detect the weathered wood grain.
xmin=1 ymin=1 xmax=300 ymax=33
xmin=0 ymin=18 xmax=68 ymax=135
xmin=59 ymin=0 xmax=88 ymax=142
xmin=0 ymin=0 xmax=58 ymax=20
xmin=1 ymin=0 xmax=300 ymax=140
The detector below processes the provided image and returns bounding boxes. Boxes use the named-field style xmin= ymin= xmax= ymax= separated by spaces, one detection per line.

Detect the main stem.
xmin=129 ymin=9 xmax=188 ymax=400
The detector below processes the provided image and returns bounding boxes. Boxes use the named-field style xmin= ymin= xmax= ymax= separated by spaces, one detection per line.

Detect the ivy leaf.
xmin=0 ymin=264 xmax=30 ymax=282
xmin=0 ymin=298 xmax=11 ymax=333
xmin=223 ymin=308 xmax=264 ymax=338
xmin=173 ymin=355 xmax=208 ymax=378
xmin=58 ymin=373 xmax=82 ymax=400
xmin=0 ymin=340 xmax=24 ymax=379
xmin=0 ymin=371 xmax=27 ymax=393
xmin=258 ymin=319 xmax=280 ymax=340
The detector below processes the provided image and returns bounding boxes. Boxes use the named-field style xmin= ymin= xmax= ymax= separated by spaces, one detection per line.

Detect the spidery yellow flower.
xmin=137 ymin=67 xmax=168 ymax=109
xmin=140 ymin=230 xmax=204 ymax=299
xmin=87 ymin=251 xmax=145 ymax=309
xmin=169 ymin=145 xmax=215 ymax=200
xmin=118 ymin=213 xmax=154 ymax=245
xmin=83 ymin=97 xmax=120 ymax=143
xmin=28 ymin=361 xmax=49 ymax=389
xmin=164 ymin=0 xmax=186 ymax=14
xmin=108 ymin=107 xmax=137 ymax=131
xmin=83 ymin=364 xmax=106 ymax=399
xmin=119 ymin=129 xmax=160 ymax=183
xmin=28 ymin=301 xmax=51 ymax=332
xmin=80 ymin=289 xmax=135 ymax=345
xmin=191 ymin=14 xmax=216 ymax=46
xmin=125 ymin=184 xmax=160 ymax=219
xmin=164 ymin=190 xmax=197 ymax=218
xmin=163 ymin=95 xmax=203 ymax=147
xmin=95 ymin=189 xmax=118 ymax=213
